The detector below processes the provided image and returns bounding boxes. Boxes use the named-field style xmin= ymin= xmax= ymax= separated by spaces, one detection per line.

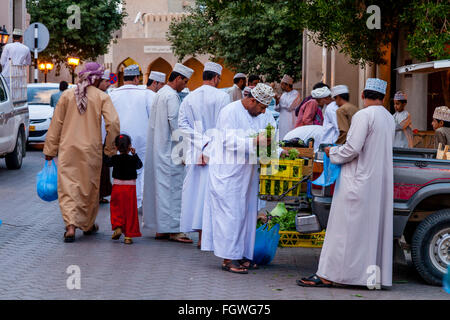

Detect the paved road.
xmin=0 ymin=150 xmax=448 ymax=300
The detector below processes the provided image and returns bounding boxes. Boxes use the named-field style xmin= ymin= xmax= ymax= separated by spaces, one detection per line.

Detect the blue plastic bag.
xmin=37 ymin=160 xmax=58 ymax=202
xmin=443 ymin=264 xmax=450 ymax=294
xmin=311 ymin=152 xmax=341 ymax=187
xmin=253 ymin=223 xmax=280 ymax=265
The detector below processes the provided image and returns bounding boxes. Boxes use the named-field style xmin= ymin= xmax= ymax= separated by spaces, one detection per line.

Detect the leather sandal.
xmin=64 ymin=225 xmax=76 ymax=243
xmin=239 ymin=258 xmax=259 ymax=270
xmin=112 ymin=227 xmax=122 ymax=240
xmin=124 ymin=237 xmax=133 ymax=245
xmin=222 ymin=260 xmax=248 ymax=274
xmin=296 ymin=274 xmax=332 ymax=288
xmin=169 ymin=233 xmax=193 ymax=243
xmin=83 ymin=223 xmax=99 ymax=235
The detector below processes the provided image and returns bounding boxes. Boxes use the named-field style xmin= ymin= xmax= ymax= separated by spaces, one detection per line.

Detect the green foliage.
xmin=167 ymin=0 xmax=304 ymax=81
xmin=26 ymin=0 xmax=127 ymax=72
xmin=400 ymin=0 xmax=450 ymax=61
xmin=169 ymin=0 xmax=449 ymax=73
xmin=302 ymin=0 xmax=449 ymax=65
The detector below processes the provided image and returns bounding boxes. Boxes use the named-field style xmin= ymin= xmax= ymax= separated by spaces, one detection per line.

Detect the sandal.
xmin=222 ymin=260 xmax=248 ymax=274
xmin=239 ymin=258 xmax=259 ymax=270
xmin=112 ymin=227 xmax=123 ymax=240
xmin=296 ymin=274 xmax=332 ymax=288
xmin=155 ymin=233 xmax=170 ymax=240
xmin=169 ymin=233 xmax=193 ymax=243
xmin=63 ymin=225 xmax=76 ymax=243
xmin=63 ymin=231 xmax=75 ymax=243
xmin=124 ymin=237 xmax=133 ymax=245
xmin=83 ymin=223 xmax=99 ymax=235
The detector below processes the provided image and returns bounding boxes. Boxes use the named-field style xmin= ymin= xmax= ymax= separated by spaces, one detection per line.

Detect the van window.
xmin=0 ymin=79 xmax=7 ymax=102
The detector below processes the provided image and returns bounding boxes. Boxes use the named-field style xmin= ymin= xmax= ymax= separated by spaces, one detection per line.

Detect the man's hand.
xmin=130 ymin=147 xmax=136 ymax=155
xmin=324 ymin=147 xmax=331 ymax=157
xmin=45 ymin=155 xmax=53 ymax=161
xmin=255 ymin=132 xmax=271 ymax=147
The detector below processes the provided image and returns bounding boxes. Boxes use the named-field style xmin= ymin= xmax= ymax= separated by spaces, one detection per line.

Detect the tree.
xmin=26 ymin=0 xmax=127 ymax=74
xmin=300 ymin=0 xmax=449 ymax=65
xmin=167 ymin=0 xmax=304 ymax=82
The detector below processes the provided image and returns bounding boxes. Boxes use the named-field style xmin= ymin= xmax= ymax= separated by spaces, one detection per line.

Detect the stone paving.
xmin=0 ymin=150 xmax=448 ymax=300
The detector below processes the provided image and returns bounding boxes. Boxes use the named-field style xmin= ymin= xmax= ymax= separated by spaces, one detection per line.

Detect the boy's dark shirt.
xmin=104 ymin=153 xmax=143 ymax=180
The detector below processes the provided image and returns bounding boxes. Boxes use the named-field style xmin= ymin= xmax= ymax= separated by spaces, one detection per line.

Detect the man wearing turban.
xmin=43 ymin=62 xmax=120 ymax=242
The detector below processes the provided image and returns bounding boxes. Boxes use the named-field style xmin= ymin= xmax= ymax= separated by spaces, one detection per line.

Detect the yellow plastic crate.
xmin=259 ymin=177 xmax=302 ymax=196
xmin=279 ymin=231 xmax=325 ymax=248
xmin=260 ymin=159 xmax=304 ymax=179
xmin=259 ymin=159 xmax=304 ymax=196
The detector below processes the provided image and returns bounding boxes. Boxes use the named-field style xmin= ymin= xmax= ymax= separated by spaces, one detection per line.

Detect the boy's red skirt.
xmin=110 ymin=181 xmax=142 ymax=238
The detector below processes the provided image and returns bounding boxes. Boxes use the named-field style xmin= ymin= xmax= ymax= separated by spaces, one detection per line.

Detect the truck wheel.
xmin=5 ymin=130 xmax=24 ymax=170
xmin=411 ymin=209 xmax=450 ymax=286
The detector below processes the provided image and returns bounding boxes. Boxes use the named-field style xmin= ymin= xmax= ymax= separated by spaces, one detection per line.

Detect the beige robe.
xmin=228 ymin=84 xmax=243 ymax=102
xmin=43 ymin=87 xmax=120 ymax=231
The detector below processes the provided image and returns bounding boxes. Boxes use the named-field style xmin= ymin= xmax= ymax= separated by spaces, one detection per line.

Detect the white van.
xmin=0 ymin=72 xmax=29 ymax=169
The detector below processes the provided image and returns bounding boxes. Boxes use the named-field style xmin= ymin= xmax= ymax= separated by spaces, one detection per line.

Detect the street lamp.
xmin=67 ymin=57 xmax=80 ymax=84
xmin=38 ymin=62 xmax=54 ymax=83
xmin=0 ymin=26 xmax=10 ymax=72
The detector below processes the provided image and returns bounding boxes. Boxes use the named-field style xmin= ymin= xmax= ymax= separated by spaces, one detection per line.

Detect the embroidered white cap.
xmin=149 ymin=71 xmax=166 ymax=83
xmin=250 ymin=83 xmax=275 ymax=106
xmin=281 ymin=74 xmax=294 ymax=85
xmin=123 ymin=64 xmax=140 ymax=77
xmin=311 ymin=86 xmax=331 ymax=98
xmin=394 ymin=91 xmax=407 ymax=101
xmin=12 ymin=28 xmax=23 ymax=36
xmin=331 ymin=85 xmax=349 ymax=98
xmin=173 ymin=63 xmax=194 ymax=79
xmin=364 ymin=78 xmax=387 ymax=94
xmin=233 ymin=73 xmax=246 ymax=80
xmin=433 ymin=106 xmax=450 ymax=122
xmin=203 ymin=62 xmax=222 ymax=76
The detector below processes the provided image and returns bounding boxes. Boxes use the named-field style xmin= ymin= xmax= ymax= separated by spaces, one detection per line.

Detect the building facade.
xmin=104 ymin=0 xmax=235 ymax=90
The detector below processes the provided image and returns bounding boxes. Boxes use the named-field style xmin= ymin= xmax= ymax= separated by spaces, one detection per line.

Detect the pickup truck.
xmin=0 ymin=72 xmax=29 ymax=169
xmin=302 ymin=146 xmax=450 ymax=286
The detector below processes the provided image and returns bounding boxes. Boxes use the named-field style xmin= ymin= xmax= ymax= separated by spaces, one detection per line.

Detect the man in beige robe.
xmin=43 ymin=62 xmax=120 ymax=242
xmin=229 ymin=73 xmax=246 ymax=102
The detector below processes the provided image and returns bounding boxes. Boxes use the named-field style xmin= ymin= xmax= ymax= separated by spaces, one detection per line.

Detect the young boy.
xmin=393 ymin=91 xmax=413 ymax=148
xmin=432 ymin=106 xmax=450 ymax=148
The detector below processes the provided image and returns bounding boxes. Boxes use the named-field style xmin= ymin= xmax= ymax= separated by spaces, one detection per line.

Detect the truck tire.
xmin=411 ymin=209 xmax=450 ymax=286
xmin=5 ymin=130 xmax=24 ymax=170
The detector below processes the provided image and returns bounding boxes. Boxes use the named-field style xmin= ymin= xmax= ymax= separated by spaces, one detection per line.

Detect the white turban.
xmin=311 ymin=87 xmax=331 ymax=99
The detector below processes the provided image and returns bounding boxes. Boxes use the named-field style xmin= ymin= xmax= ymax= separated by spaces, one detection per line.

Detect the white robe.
xmin=316 ymin=105 xmax=395 ymax=287
xmin=393 ymin=110 xmax=410 ymax=148
xmin=142 ymin=84 xmax=185 ymax=233
xmin=201 ymin=100 xmax=268 ymax=260
xmin=178 ymin=84 xmax=230 ymax=232
xmin=109 ymin=85 xmax=151 ymax=208
xmin=320 ymin=102 xmax=339 ymax=145
xmin=283 ymin=125 xmax=325 ymax=152
xmin=146 ymin=89 xmax=156 ymax=111
xmin=0 ymin=42 xmax=31 ymax=78
xmin=275 ymin=89 xmax=299 ymax=139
